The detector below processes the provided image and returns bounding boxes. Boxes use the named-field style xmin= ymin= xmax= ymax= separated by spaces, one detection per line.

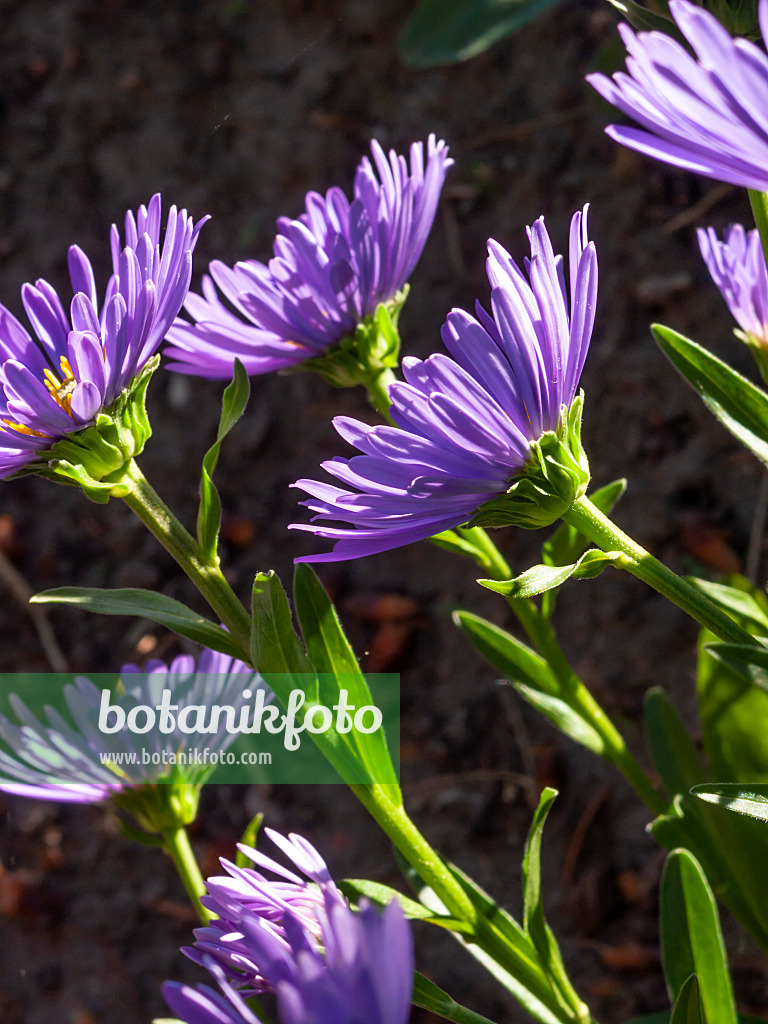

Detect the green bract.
xmin=18 ymin=356 xmax=158 ymax=503
xmin=469 ymin=395 xmax=589 ymax=531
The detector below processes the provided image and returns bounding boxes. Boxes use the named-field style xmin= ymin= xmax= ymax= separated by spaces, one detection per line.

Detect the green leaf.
xmin=453 ymin=611 xmax=605 ymax=753
xmin=399 ymin=0 xmax=564 ymax=68
xmin=197 ymin=359 xmax=250 ymax=560
xmin=478 ymin=549 xmax=625 ymax=599
xmin=694 ymin=577 xmax=768 ymax=781
xmin=686 ymin=576 xmax=768 ymax=634
xmin=705 ymin=642 xmax=768 ymax=693
xmin=692 ymin=783 xmax=768 ymax=823
xmin=293 ymin=564 xmax=399 ymax=788
xmin=661 ymin=850 xmax=736 ymax=1024
xmin=411 ymin=972 xmax=498 ymax=1024
xmin=644 ymin=688 xmax=708 ymax=797
xmin=515 ymin=684 xmax=606 ymax=754
xmin=30 ymin=586 xmax=245 ymax=659
xmin=608 ymin=0 xmax=674 ymax=32
xmin=522 ymin=788 xmax=556 ymax=944
xmin=670 ymin=976 xmax=703 ymax=1024
xmin=453 ymin=611 xmax=557 ymax=692
xmin=653 ymin=324 xmax=768 ymax=467
xmin=541 ymin=478 xmax=626 ymax=617
xmin=250 ymin=571 xmax=315 ymax=679
xmin=235 ymin=812 xmax=264 ymax=869
xmin=339 ymin=879 xmax=471 ymax=932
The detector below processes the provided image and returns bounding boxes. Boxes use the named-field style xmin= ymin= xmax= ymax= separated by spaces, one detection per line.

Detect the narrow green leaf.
xmin=653 ymin=325 xmax=768 ymax=466
xmin=692 ymin=783 xmax=768 ymax=823
xmin=522 ymin=788 xmax=557 ymax=943
xmin=399 ymin=0 xmax=564 ymax=68
xmin=453 ymin=611 xmax=605 ymax=753
xmin=670 ymin=976 xmax=703 ymax=1024
xmin=662 ymin=850 xmax=737 ymax=1024
xmin=197 ymin=359 xmax=250 ymax=560
xmin=453 ymin=611 xmax=558 ymax=693
xmin=412 ymin=972 xmax=499 ymax=1024
xmin=235 ymin=812 xmax=264 ymax=869
xmin=250 ymin=571 xmax=314 ymax=679
xmin=644 ymin=688 xmax=708 ymax=796
xmin=705 ymin=642 xmax=768 ymax=693
xmin=514 ymin=683 xmax=605 ymax=754
xmin=31 ymin=586 xmax=244 ymax=659
xmin=541 ymin=478 xmax=626 ymax=616
xmin=339 ymin=879 xmax=470 ymax=932
xmin=686 ymin=577 xmax=768 ymax=634
xmin=608 ymin=0 xmax=674 ymax=32
xmin=293 ymin=564 xmax=398 ymax=788
xmin=478 ymin=549 xmax=624 ymax=599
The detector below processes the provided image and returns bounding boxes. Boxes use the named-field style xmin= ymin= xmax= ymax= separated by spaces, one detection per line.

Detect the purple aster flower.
xmin=163 ymin=136 xmax=453 ymax=379
xmin=289 ymin=207 xmax=597 ymax=562
xmin=0 ymin=648 xmax=265 ymax=802
xmin=168 ymin=828 xmax=414 ymax=1024
xmin=0 ymin=194 xmax=207 ymax=479
xmin=586 ymin=0 xmax=768 ymax=191
xmin=698 ymin=223 xmax=768 ymax=345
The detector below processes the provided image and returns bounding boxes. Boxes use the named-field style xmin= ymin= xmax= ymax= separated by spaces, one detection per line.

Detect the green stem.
xmin=749 ymin=190 xmax=768 ymax=274
xmin=160 ymin=825 xmax=212 ymax=924
xmin=350 ymin=783 xmax=578 ymax=1024
xmin=563 ymin=495 xmax=757 ymax=646
xmin=364 ymin=367 xmax=398 ymax=425
xmin=511 ymin=598 xmax=665 ymax=814
xmin=452 ymin=524 xmax=665 ymax=814
xmin=120 ymin=458 xmax=252 ymax=660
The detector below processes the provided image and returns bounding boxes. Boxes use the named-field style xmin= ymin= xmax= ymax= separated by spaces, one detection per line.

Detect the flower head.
xmin=166 ymin=828 xmax=413 ymax=1024
xmin=0 ymin=648 xmax=265 ymax=804
xmin=163 ymin=136 xmax=453 ymax=380
xmin=698 ymin=223 xmax=768 ymax=344
xmin=0 ymin=195 xmax=206 ymax=482
xmin=290 ymin=207 xmax=597 ymax=562
xmin=586 ymin=0 xmax=768 ymax=190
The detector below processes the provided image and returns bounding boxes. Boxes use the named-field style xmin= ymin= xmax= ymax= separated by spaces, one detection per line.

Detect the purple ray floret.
xmin=0 ymin=648 xmax=263 ymax=802
xmin=587 ymin=0 xmax=768 ymax=190
xmin=698 ymin=223 xmax=768 ymax=344
xmin=0 ymin=194 xmax=207 ymax=480
xmin=290 ymin=207 xmax=597 ymax=562
xmin=169 ymin=829 xmax=413 ymax=1024
xmin=164 ymin=136 xmax=453 ymax=379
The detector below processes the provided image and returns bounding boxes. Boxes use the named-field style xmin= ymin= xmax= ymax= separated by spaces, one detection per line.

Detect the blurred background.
xmin=1 ymin=1 xmax=767 ymax=1021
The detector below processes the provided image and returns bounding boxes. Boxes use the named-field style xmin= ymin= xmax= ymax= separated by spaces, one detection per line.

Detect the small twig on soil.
xmin=747 ymin=472 xmax=768 ymax=585
xmin=0 ymin=548 xmax=68 ymax=671
xmin=458 ymin=108 xmax=589 ymax=153
xmin=661 ymin=182 xmax=733 ymax=235
xmin=561 ymin=784 xmax=611 ymax=890
xmin=404 ymin=768 xmax=537 ymax=802
xmin=500 ymin=684 xmax=538 ymax=807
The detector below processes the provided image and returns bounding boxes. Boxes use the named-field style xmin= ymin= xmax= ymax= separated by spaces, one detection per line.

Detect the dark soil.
xmin=1 ymin=1 xmax=767 ymax=1022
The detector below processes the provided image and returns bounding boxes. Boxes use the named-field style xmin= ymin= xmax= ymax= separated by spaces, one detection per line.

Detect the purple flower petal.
xmin=587 ymin=0 xmax=768 ymax=190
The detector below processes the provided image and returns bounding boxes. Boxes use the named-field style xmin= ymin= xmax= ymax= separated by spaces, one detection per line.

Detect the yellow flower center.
xmin=43 ymin=356 xmax=78 ymax=415
xmin=1 ymin=356 xmax=80 ymax=440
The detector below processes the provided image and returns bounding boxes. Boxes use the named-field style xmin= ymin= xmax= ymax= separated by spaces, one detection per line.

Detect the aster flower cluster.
xmin=164 ymin=829 xmax=414 ymax=1024
xmin=164 ymin=136 xmax=453 ymax=381
xmin=0 ymin=195 xmax=206 ymax=483
xmin=290 ymin=207 xmax=596 ymax=561
xmin=0 ymin=648 xmax=265 ymax=803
